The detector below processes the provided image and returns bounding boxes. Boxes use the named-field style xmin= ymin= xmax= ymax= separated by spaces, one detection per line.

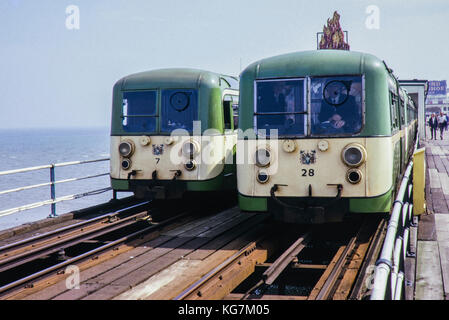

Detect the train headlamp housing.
xmin=256 ymin=170 xmax=270 ymax=184
xmin=119 ymin=141 xmax=134 ymax=158
xmin=341 ymin=144 xmax=366 ymax=167
xmin=347 ymin=168 xmax=362 ymax=184
xmin=182 ymin=140 xmax=199 ymax=158
xmin=255 ymin=148 xmax=271 ymax=167
xmin=184 ymin=160 xmax=196 ymax=171
xmin=121 ymin=158 xmax=132 ymax=170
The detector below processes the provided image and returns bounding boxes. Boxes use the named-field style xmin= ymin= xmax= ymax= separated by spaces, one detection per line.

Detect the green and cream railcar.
xmin=237 ymin=50 xmax=417 ymax=223
xmin=110 ymin=68 xmax=239 ymax=199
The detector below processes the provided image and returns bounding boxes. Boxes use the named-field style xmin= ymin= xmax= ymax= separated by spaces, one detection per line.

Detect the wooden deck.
xmin=415 ymin=130 xmax=449 ymax=300
xmin=4 ymin=207 xmax=270 ymax=300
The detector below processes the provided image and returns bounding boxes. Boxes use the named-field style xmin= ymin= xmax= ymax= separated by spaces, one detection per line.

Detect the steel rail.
xmin=263 ymin=232 xmax=311 ymax=285
xmin=174 ymin=240 xmax=261 ymax=300
xmin=0 ymin=203 xmax=152 ymax=273
xmin=315 ymin=236 xmax=357 ymax=300
xmin=0 ymin=201 xmax=150 ymax=255
xmin=0 ymin=211 xmax=189 ymax=296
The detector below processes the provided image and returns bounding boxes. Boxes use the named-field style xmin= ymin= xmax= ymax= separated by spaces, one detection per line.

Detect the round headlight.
xmin=342 ymin=144 xmax=366 ymax=167
xmin=184 ymin=160 xmax=196 ymax=171
xmin=256 ymin=170 xmax=270 ymax=184
xmin=255 ymin=148 xmax=271 ymax=167
xmin=121 ymin=158 xmax=131 ymax=170
xmin=347 ymin=168 xmax=362 ymax=184
xmin=182 ymin=141 xmax=198 ymax=157
xmin=119 ymin=141 xmax=134 ymax=157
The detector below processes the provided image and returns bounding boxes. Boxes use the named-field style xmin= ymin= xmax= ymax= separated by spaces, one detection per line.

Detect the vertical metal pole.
xmin=50 ymin=164 xmax=56 ymax=217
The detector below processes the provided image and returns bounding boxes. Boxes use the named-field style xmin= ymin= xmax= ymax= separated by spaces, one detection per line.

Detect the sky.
xmin=0 ymin=0 xmax=448 ymax=129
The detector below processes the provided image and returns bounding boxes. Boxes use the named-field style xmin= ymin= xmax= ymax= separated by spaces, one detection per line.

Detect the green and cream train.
xmin=110 ymin=68 xmax=239 ymax=199
xmin=237 ymin=50 xmax=417 ymax=223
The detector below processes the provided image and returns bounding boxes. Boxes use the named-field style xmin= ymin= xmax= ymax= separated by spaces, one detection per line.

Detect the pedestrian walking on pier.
xmin=429 ymin=113 xmax=438 ymax=140
xmin=438 ymin=112 xmax=447 ymax=139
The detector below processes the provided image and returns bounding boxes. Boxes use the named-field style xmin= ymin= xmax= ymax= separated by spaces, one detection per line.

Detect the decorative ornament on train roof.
xmin=318 ymin=11 xmax=350 ymax=51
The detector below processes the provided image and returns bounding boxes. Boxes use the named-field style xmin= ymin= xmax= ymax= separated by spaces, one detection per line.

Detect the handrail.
xmin=0 ymin=158 xmax=111 ymax=218
xmin=370 ymin=134 xmax=420 ymax=300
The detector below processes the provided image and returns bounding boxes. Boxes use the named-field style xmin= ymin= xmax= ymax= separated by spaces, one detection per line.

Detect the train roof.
xmin=117 ymin=68 xmax=238 ymax=91
xmin=241 ymin=50 xmax=391 ymax=79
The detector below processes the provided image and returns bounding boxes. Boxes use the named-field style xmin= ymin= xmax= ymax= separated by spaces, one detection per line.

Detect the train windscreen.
xmin=161 ymin=89 xmax=198 ymax=133
xmin=310 ymin=76 xmax=363 ymax=135
xmin=254 ymin=79 xmax=306 ymax=137
xmin=122 ymin=91 xmax=157 ymax=132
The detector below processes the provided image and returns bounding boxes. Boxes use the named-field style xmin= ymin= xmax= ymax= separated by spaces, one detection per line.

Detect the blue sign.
xmin=428 ymin=81 xmax=447 ymax=95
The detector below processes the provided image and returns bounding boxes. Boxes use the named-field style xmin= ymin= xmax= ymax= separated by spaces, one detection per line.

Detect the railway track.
xmin=0 ymin=196 xmax=386 ymax=301
xmin=0 ymin=201 xmax=152 ymax=273
xmin=175 ymin=214 xmax=386 ymax=300
xmin=0 ymin=200 xmax=190 ymax=297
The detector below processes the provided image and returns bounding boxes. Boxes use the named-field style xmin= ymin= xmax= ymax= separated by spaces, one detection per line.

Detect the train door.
xmin=222 ymin=92 xmax=239 ymax=184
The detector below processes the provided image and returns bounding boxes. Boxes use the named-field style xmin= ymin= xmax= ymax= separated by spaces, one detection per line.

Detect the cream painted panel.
xmin=237 ymin=140 xmax=256 ymax=196
xmin=238 ymin=137 xmax=394 ymax=198
xmin=110 ymin=137 xmax=121 ymax=179
xmin=112 ymin=135 xmax=234 ymax=181
xmin=365 ymin=137 xmax=394 ymax=195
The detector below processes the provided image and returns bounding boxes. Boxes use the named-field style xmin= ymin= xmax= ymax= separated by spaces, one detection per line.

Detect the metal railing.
xmin=0 ymin=158 xmax=111 ymax=218
xmin=370 ymin=138 xmax=420 ymax=300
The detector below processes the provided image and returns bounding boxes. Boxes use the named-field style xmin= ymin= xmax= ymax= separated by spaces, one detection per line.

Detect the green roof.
xmin=117 ymin=68 xmax=238 ymax=91
xmin=242 ymin=50 xmax=389 ymax=79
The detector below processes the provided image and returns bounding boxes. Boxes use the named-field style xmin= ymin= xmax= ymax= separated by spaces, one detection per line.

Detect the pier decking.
xmin=414 ymin=132 xmax=449 ymax=300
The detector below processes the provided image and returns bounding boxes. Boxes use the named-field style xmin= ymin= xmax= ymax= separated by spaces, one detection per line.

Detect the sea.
xmin=0 ymin=127 xmax=132 ymax=231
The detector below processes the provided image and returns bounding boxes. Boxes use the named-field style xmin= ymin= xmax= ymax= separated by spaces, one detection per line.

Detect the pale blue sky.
xmin=0 ymin=0 xmax=448 ymax=129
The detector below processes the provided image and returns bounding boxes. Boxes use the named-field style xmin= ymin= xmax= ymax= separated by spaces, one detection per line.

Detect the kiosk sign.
xmin=428 ymin=81 xmax=447 ymax=96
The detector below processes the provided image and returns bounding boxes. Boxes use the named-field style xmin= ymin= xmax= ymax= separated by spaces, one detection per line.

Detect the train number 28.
xmin=301 ymin=169 xmax=315 ymax=177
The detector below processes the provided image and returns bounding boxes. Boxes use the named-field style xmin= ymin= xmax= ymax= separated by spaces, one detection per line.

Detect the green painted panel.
xmin=111 ymin=178 xmax=129 ymax=190
xmin=349 ymin=189 xmax=393 ymax=213
xmin=238 ymin=194 xmax=268 ymax=211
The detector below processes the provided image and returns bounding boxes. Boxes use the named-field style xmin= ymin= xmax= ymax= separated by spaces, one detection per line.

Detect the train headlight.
xmin=341 ymin=144 xmax=366 ymax=167
xmin=347 ymin=168 xmax=362 ymax=184
xmin=121 ymin=158 xmax=131 ymax=170
xmin=255 ymin=148 xmax=271 ymax=167
xmin=184 ymin=160 xmax=196 ymax=171
xmin=119 ymin=141 xmax=134 ymax=158
xmin=182 ymin=141 xmax=199 ymax=158
xmin=256 ymin=170 xmax=270 ymax=184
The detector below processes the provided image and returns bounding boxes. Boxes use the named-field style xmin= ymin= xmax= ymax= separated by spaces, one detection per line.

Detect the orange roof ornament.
xmin=317 ymin=11 xmax=350 ymax=50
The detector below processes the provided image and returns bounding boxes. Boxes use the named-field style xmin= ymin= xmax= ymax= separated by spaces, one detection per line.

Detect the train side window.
xmin=223 ymin=94 xmax=239 ymax=131
xmin=232 ymin=102 xmax=239 ymax=129
xmin=223 ymin=99 xmax=232 ymax=130
xmin=389 ymin=92 xmax=399 ymax=131
xmin=399 ymin=98 xmax=405 ymax=126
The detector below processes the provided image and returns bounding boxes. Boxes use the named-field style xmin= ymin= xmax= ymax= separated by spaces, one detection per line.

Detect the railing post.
xmin=49 ymin=164 xmax=57 ymax=218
